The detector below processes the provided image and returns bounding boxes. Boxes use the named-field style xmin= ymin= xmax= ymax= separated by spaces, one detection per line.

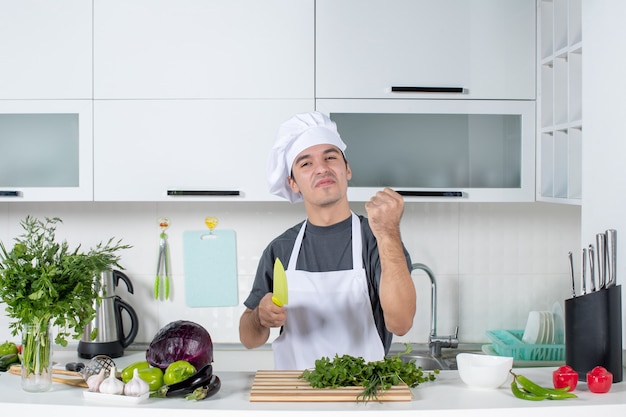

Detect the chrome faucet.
xmin=411 ymin=263 xmax=459 ymax=357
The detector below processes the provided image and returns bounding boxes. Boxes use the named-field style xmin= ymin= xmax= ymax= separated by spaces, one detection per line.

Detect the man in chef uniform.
xmin=239 ymin=111 xmax=416 ymax=370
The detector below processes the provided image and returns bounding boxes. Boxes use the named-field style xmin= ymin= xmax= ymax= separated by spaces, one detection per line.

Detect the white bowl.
xmin=456 ymin=353 xmax=514 ymax=389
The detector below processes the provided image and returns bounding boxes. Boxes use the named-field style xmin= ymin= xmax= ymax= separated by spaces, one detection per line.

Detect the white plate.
xmin=552 ymin=301 xmax=565 ymax=344
xmin=522 ymin=311 xmax=542 ymax=344
xmin=537 ymin=311 xmax=547 ymax=344
xmin=535 ymin=311 xmax=548 ymax=345
xmin=546 ymin=311 xmax=554 ymax=345
xmin=83 ymin=391 xmax=150 ymax=404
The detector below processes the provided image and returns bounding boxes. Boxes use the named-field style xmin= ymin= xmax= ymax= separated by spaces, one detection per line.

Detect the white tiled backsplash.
xmin=0 ymin=201 xmax=580 ymax=349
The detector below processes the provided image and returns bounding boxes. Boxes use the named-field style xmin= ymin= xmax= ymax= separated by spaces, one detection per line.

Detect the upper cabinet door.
xmin=93 ymin=99 xmax=313 ymax=202
xmin=316 ymin=0 xmax=536 ymax=100
xmin=317 ymin=99 xmax=536 ymax=202
xmin=0 ymin=0 xmax=92 ymax=99
xmin=94 ymin=0 xmax=314 ymax=99
xmin=0 ymin=100 xmax=93 ymax=202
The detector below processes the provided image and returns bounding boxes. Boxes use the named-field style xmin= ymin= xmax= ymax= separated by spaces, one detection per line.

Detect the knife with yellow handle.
xmin=272 ymin=258 xmax=288 ymax=307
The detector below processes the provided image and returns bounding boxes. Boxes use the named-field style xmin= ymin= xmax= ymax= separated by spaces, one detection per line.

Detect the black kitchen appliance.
xmin=77 ymin=270 xmax=139 ymax=359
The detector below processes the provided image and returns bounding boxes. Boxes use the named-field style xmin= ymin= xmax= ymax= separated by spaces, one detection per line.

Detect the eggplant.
xmin=0 ymin=354 xmax=19 ymax=372
xmin=154 ymin=363 xmax=214 ymax=398
xmin=185 ymin=375 xmax=221 ymax=401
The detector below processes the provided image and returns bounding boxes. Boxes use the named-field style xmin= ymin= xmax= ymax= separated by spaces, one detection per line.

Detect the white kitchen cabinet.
xmin=93 ymin=0 xmax=314 ymax=99
xmin=316 ymin=0 xmax=536 ymax=100
xmin=0 ymin=0 xmax=92 ymax=99
xmin=0 ymin=100 xmax=94 ymax=201
xmin=317 ymin=99 xmax=536 ymax=202
xmin=537 ymin=0 xmax=582 ymax=204
xmin=93 ymin=100 xmax=313 ymax=201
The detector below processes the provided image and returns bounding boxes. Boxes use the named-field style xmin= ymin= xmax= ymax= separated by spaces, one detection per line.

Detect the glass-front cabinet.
xmin=0 ymin=100 xmax=93 ymax=201
xmin=316 ymin=99 xmax=535 ymax=202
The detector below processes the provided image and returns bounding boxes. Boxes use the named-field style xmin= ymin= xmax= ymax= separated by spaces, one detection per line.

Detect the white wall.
xmin=0 ymin=200 xmax=580 ymax=348
xmin=582 ymin=1 xmax=626 ymax=341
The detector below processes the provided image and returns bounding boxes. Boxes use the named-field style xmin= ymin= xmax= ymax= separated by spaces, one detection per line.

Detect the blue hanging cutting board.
xmin=183 ymin=229 xmax=238 ymax=307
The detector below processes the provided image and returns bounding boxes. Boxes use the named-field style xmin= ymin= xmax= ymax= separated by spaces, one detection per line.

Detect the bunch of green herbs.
xmin=299 ymin=344 xmax=439 ymax=403
xmin=0 ymin=216 xmax=131 ymax=346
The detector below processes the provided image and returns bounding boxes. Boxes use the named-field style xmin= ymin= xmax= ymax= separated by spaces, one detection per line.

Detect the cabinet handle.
xmin=396 ymin=191 xmax=463 ymax=197
xmin=167 ymin=190 xmax=241 ymax=196
xmin=0 ymin=191 xmax=20 ymax=197
xmin=391 ymin=86 xmax=464 ymax=93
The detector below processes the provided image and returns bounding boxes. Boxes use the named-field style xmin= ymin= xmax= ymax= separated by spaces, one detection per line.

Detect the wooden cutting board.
xmin=249 ymin=370 xmax=412 ymax=402
xmin=8 ymin=365 xmax=88 ymax=388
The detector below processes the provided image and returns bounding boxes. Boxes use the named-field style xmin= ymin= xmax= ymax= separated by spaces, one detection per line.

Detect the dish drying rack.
xmin=485 ymin=330 xmax=565 ymax=362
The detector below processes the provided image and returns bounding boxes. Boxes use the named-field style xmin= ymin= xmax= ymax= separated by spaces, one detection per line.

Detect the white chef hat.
xmin=267 ymin=111 xmax=347 ymax=203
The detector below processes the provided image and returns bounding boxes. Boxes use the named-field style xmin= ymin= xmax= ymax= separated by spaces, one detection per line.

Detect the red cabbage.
xmin=146 ymin=320 xmax=213 ymax=370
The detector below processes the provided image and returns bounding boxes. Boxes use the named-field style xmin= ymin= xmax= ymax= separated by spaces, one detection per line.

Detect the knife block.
xmin=564 ymin=285 xmax=622 ymax=382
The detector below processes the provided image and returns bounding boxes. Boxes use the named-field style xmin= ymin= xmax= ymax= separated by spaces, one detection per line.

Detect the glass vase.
xmin=20 ymin=321 xmax=53 ymax=392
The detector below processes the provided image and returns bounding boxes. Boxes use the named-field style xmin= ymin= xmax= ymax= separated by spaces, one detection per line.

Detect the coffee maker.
xmin=78 ymin=270 xmax=139 ymax=359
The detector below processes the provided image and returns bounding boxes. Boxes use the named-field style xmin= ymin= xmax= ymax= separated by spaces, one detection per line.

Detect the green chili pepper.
xmin=514 ymin=372 xmax=577 ymax=398
xmin=511 ymin=379 xmax=548 ymax=400
xmin=510 ymin=371 xmax=577 ymax=401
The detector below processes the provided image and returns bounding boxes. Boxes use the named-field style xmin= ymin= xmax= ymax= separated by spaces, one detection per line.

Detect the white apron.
xmin=272 ymin=213 xmax=384 ymax=370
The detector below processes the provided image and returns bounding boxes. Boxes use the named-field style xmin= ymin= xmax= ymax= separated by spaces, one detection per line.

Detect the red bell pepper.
xmin=586 ymin=366 xmax=613 ymax=393
xmin=553 ymin=365 xmax=578 ymax=391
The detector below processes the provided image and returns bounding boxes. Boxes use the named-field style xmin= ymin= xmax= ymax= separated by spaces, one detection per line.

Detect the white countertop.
xmin=1 ymin=350 xmax=626 ymax=417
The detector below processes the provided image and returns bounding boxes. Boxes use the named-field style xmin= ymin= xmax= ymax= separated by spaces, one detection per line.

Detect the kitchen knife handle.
xmin=391 ymin=86 xmax=464 ymax=93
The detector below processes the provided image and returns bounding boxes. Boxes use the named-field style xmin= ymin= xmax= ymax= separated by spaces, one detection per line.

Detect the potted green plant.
xmin=0 ymin=216 xmax=130 ymax=392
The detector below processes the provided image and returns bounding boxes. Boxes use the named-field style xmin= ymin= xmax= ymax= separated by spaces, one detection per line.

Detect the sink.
xmin=398 ymin=353 xmax=450 ymax=370
xmin=387 ymin=263 xmax=478 ymax=371
xmin=388 ymin=346 xmax=485 ymax=371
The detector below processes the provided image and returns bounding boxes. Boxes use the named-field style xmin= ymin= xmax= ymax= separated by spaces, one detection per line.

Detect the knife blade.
xmin=596 ymin=233 xmax=607 ymax=289
xmin=272 ymin=257 xmax=288 ymax=307
xmin=588 ymin=244 xmax=596 ymax=292
xmin=568 ymin=251 xmax=576 ymax=298
xmin=606 ymin=229 xmax=617 ymax=288
xmin=581 ymin=248 xmax=587 ymax=295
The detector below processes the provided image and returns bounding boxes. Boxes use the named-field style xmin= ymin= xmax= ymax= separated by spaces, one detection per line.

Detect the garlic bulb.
xmin=87 ymin=368 xmax=106 ymax=392
xmin=124 ymin=368 xmax=150 ymax=397
xmin=98 ymin=366 xmax=125 ymax=395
